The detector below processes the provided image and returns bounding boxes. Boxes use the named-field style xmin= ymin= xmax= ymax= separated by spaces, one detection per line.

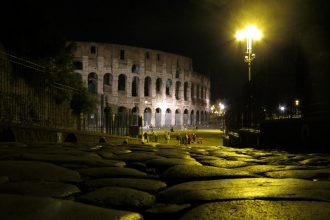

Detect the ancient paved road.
xmin=0 ymin=139 xmax=329 ymax=219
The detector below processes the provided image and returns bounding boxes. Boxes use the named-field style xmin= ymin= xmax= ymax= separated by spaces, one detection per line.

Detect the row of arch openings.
xmin=88 ymin=73 xmax=206 ymax=101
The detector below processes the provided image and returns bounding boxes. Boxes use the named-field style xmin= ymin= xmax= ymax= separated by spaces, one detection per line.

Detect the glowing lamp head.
xmin=219 ymin=103 xmax=225 ymax=111
xmin=279 ymin=105 xmax=286 ymax=112
xmin=236 ymin=25 xmax=262 ymax=41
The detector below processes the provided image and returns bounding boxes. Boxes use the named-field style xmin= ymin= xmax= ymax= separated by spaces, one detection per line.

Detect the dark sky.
xmin=2 ymin=0 xmax=330 ymax=104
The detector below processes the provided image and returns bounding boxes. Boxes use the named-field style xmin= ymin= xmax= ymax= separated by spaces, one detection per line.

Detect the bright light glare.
xmin=236 ymin=25 xmax=262 ymax=41
xmin=219 ymin=103 xmax=225 ymax=110
xmin=279 ymin=105 xmax=286 ymax=112
xmin=235 ymin=30 xmax=245 ymax=41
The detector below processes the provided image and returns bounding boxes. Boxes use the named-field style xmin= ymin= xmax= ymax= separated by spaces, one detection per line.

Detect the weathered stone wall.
xmin=72 ymin=42 xmax=211 ymax=128
xmin=0 ymin=123 xmax=141 ymax=145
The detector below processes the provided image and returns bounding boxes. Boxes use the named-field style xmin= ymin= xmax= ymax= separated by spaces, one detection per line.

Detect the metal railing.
xmin=0 ymin=51 xmax=138 ymax=137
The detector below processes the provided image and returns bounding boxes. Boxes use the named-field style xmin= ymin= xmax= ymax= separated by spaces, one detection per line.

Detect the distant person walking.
xmin=165 ymin=132 xmax=171 ymax=143
xmin=143 ymin=132 xmax=149 ymax=143
xmin=177 ymin=133 xmax=182 ymax=144
xmin=154 ymin=132 xmax=158 ymax=142
xmin=192 ymin=133 xmax=196 ymax=143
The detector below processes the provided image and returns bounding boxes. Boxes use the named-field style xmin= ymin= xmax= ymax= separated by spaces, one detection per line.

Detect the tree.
xmin=1 ymin=28 xmax=97 ymax=116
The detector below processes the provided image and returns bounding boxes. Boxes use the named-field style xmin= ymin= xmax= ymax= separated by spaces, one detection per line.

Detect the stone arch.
xmin=86 ymin=111 xmax=98 ymax=130
xmin=166 ymin=79 xmax=172 ymax=96
xmin=103 ymin=73 xmax=112 ymax=93
xmin=165 ymin=108 xmax=172 ymax=127
xmin=155 ymin=108 xmax=162 ymax=128
xmin=0 ymin=128 xmax=15 ymax=142
xmin=103 ymin=73 xmax=112 ymax=85
xmin=88 ymin=72 xmax=98 ymax=93
xmin=144 ymin=108 xmax=152 ymax=127
xmin=183 ymin=109 xmax=189 ymax=125
xmin=191 ymin=83 xmax=195 ymax=100
xmin=175 ymin=81 xmax=181 ymax=100
xmin=201 ymin=86 xmax=204 ymax=100
xmin=118 ymin=106 xmax=127 ymax=114
xmin=184 ymin=82 xmax=188 ymax=101
xmin=117 ymin=106 xmax=128 ymax=135
xmin=201 ymin=110 xmax=204 ymax=123
xmin=99 ymin=137 xmax=106 ymax=143
xmin=118 ymin=74 xmax=126 ymax=91
xmin=104 ymin=105 xmax=112 ymax=133
xmin=132 ymin=106 xmax=139 ymax=126
xmin=132 ymin=76 xmax=139 ymax=97
xmin=156 ymin=78 xmax=162 ymax=95
xmin=196 ymin=85 xmax=200 ymax=99
xmin=196 ymin=110 xmax=200 ymax=124
xmin=190 ymin=110 xmax=195 ymax=125
xmin=73 ymin=60 xmax=83 ymax=70
xmin=175 ymin=109 xmax=181 ymax=126
xmin=64 ymin=133 xmax=77 ymax=143
xmin=144 ymin=76 xmax=152 ymax=97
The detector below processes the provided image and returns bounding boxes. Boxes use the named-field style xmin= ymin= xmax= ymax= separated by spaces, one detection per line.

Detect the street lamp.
xmin=219 ymin=102 xmax=226 ymax=131
xmin=236 ymin=25 xmax=262 ymax=127
xmin=279 ymin=105 xmax=286 ymax=118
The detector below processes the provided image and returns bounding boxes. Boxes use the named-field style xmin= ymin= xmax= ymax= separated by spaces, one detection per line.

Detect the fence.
xmin=0 ymin=51 xmax=137 ymax=137
xmin=0 ymin=51 xmax=77 ymax=129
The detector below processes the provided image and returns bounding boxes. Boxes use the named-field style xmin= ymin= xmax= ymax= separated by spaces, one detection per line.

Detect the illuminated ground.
xmin=0 ymin=129 xmax=329 ymax=219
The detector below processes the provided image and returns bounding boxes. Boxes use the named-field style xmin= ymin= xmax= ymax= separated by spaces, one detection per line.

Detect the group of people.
xmin=143 ymin=131 xmax=160 ymax=143
xmin=176 ymin=132 xmax=196 ymax=145
xmin=143 ymin=131 xmax=198 ymax=145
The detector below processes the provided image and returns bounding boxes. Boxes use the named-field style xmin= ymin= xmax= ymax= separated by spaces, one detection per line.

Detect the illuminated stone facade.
xmin=73 ymin=41 xmax=210 ymax=129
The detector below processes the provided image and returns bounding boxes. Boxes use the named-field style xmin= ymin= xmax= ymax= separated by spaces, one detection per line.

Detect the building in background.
xmin=72 ymin=42 xmax=211 ymax=131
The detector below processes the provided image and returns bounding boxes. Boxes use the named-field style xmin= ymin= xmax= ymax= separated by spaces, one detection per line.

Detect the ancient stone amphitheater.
xmin=73 ymin=41 xmax=210 ymax=129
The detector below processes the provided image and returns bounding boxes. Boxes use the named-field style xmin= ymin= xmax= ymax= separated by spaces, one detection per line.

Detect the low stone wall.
xmin=0 ymin=123 xmax=142 ymax=145
xmin=260 ymin=117 xmax=330 ymax=152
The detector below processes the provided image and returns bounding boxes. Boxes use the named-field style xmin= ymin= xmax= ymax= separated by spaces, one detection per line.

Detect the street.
xmin=0 ymin=130 xmax=329 ymax=219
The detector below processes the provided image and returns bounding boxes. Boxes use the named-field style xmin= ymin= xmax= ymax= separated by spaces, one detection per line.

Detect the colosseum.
xmin=72 ymin=41 xmax=211 ymax=131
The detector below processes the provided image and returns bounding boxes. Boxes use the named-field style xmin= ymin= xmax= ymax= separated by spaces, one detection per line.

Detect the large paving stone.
xmin=156 ymin=149 xmax=191 ymax=159
xmin=299 ymin=156 xmax=330 ymax=166
xmin=145 ymin=158 xmax=202 ymax=169
xmin=0 ymin=161 xmax=81 ymax=182
xmin=84 ymin=177 xmax=167 ymax=192
xmin=80 ymin=186 xmax=155 ymax=208
xmin=209 ymin=150 xmax=254 ymax=159
xmin=78 ymin=167 xmax=147 ymax=178
xmin=265 ymin=168 xmax=330 ymax=180
xmin=21 ymin=153 xmax=125 ymax=167
xmin=234 ymin=164 xmax=303 ymax=174
xmin=258 ymin=155 xmax=300 ymax=165
xmin=0 ymin=193 xmax=142 ymax=220
xmin=0 ymin=176 xmax=8 ymax=184
xmin=179 ymin=200 xmax=330 ymax=220
xmin=114 ymin=152 xmax=163 ymax=162
xmin=127 ymin=144 xmax=158 ymax=152
xmin=96 ymin=150 xmax=115 ymax=159
xmin=199 ymin=159 xmax=250 ymax=168
xmin=162 ymin=165 xmax=254 ymax=180
xmin=189 ymin=149 xmax=210 ymax=156
xmin=158 ymin=178 xmax=330 ymax=203
xmin=0 ymin=181 xmax=80 ymax=198
xmin=146 ymin=203 xmax=191 ymax=214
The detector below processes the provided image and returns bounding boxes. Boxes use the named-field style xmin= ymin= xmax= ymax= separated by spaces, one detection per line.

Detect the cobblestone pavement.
xmin=0 ymin=139 xmax=329 ymax=219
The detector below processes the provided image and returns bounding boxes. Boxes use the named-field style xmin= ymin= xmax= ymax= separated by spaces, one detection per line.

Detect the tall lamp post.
xmin=236 ymin=25 xmax=262 ymax=127
xmin=219 ymin=102 xmax=226 ymax=132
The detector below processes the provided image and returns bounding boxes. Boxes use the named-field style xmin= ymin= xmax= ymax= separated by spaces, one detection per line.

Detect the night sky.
xmin=2 ymin=0 xmax=330 ymax=107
